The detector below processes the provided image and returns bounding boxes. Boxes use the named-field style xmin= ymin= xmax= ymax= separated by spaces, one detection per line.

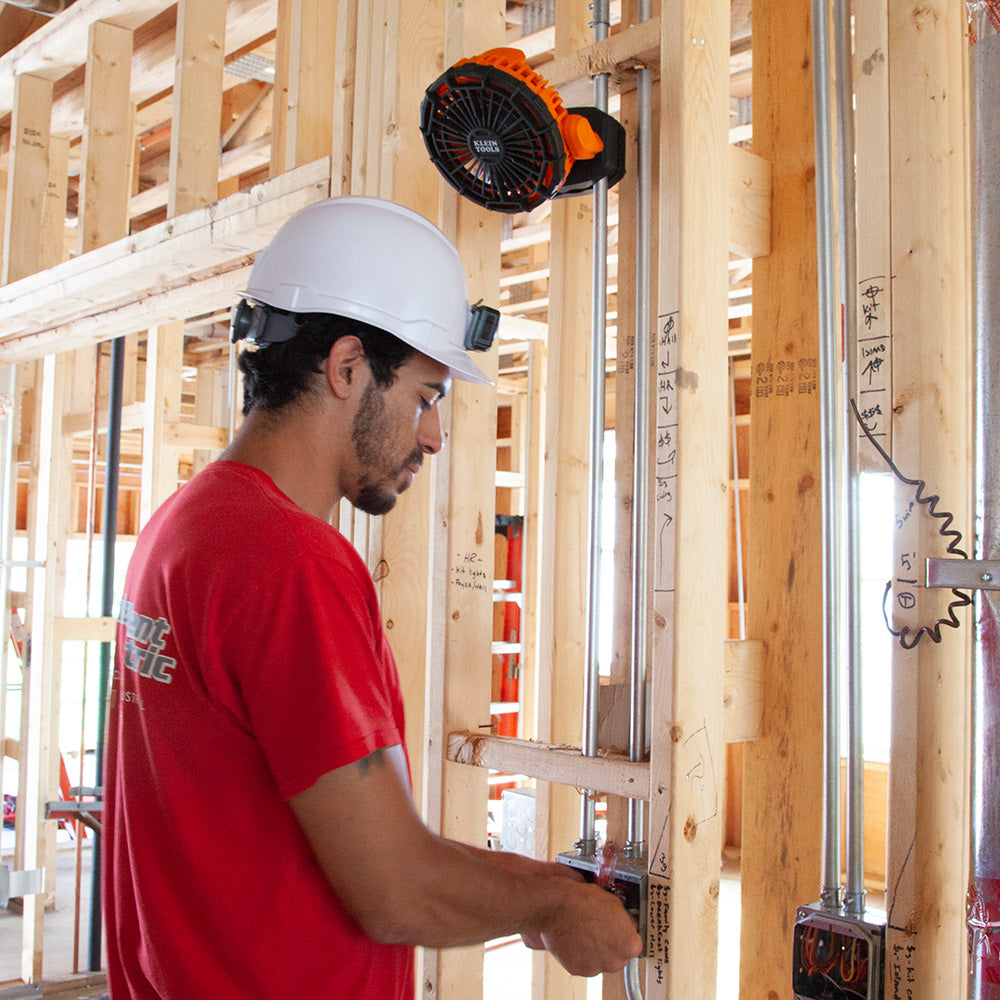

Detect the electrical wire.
xmin=849 ymin=398 xmax=972 ymax=650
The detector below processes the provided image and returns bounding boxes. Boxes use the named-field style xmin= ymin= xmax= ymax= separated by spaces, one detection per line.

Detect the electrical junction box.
xmin=792 ymin=905 xmax=886 ymax=1000
xmin=556 ymin=847 xmax=647 ymax=956
xmin=500 ymin=787 xmax=535 ymax=857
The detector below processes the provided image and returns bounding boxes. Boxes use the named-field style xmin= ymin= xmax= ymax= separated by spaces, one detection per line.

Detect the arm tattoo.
xmin=355 ymin=747 xmax=386 ymax=778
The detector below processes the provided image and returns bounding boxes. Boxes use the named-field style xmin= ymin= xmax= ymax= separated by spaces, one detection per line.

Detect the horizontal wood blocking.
xmin=52 ymin=615 xmax=116 ymax=643
xmin=447 ymin=732 xmax=651 ymax=800
xmin=544 ymin=15 xmax=661 ymax=105
xmin=453 ymin=640 xmax=763 ymax=791
xmin=729 ymin=146 xmax=771 ymax=260
xmin=723 ymin=637 xmax=763 ymax=742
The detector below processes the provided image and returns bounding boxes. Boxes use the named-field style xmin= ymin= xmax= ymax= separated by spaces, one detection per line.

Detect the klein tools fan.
xmin=419 ymin=47 xmax=626 ymax=213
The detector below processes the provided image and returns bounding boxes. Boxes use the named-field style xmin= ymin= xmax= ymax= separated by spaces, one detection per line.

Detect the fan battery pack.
xmin=792 ymin=906 xmax=886 ymax=1000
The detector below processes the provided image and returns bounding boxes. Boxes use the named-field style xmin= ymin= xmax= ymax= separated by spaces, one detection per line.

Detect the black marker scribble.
xmin=851 ymin=398 xmax=971 ymax=649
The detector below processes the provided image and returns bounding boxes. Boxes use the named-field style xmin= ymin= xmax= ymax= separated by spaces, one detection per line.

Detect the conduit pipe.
xmin=809 ymin=0 xmax=844 ymax=914
xmin=832 ymin=0 xmax=867 ymax=918
xmin=623 ymin=4 xmax=653 ymax=998
xmin=89 ymin=335 xmax=125 ymax=971
xmin=579 ymin=0 xmax=612 ymax=859
xmin=969 ymin=25 xmax=1000 ymax=996
xmin=627 ymin=1 xmax=652 ymax=865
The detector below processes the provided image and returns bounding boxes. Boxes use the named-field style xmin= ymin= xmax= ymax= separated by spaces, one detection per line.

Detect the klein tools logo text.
xmin=472 ymin=137 xmax=501 ymax=156
xmin=119 ymin=598 xmax=178 ymax=684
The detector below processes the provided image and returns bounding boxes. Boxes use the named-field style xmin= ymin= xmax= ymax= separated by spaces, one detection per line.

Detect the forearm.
xmin=464 ymin=842 xmax=571 ymax=880
xmin=369 ymin=831 xmax=567 ymax=947
xmin=290 ymin=747 xmax=641 ymax=974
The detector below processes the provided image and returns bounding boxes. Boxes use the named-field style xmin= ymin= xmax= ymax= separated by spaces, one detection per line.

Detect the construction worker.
xmin=102 ymin=196 xmax=642 ymax=1000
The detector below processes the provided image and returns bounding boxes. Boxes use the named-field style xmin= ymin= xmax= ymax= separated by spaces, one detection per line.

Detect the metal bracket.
xmin=45 ymin=799 xmax=103 ymax=833
xmin=926 ymin=558 xmax=1000 ymax=591
xmin=0 ymin=864 xmax=43 ymax=907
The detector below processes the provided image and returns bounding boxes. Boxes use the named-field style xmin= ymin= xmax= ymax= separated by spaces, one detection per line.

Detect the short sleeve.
xmin=221 ymin=549 xmax=403 ymax=800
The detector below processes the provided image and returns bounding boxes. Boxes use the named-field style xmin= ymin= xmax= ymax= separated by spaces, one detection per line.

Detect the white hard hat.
xmin=234 ymin=196 xmax=495 ymax=385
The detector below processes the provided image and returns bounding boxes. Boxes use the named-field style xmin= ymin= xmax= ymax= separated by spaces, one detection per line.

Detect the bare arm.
xmin=288 ymin=745 xmax=641 ymax=977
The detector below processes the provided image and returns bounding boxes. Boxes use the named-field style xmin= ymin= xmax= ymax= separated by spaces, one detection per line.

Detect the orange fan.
xmin=420 ymin=47 xmax=625 ymax=213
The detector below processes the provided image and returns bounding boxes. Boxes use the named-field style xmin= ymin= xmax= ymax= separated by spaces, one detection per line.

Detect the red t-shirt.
xmin=103 ymin=461 xmax=414 ymax=999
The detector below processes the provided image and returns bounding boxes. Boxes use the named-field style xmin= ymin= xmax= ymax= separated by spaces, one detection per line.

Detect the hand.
xmin=519 ymin=860 xmax=582 ymax=951
xmin=539 ymin=879 xmax=643 ymax=977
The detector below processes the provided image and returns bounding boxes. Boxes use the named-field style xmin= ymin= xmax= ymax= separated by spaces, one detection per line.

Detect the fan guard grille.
xmin=420 ymin=61 xmax=569 ymax=213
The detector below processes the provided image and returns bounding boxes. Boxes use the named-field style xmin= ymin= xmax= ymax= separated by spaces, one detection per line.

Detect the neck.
xmin=220 ymin=405 xmax=346 ymax=521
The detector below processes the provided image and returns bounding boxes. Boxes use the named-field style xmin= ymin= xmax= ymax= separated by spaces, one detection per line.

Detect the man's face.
xmin=348 ymin=352 xmax=450 ymax=516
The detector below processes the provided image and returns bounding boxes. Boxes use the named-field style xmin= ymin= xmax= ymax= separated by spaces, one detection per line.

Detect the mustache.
xmin=398 ymin=449 xmax=424 ymax=475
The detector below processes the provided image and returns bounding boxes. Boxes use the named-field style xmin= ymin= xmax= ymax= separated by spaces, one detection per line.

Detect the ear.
xmin=325 ymin=335 xmax=367 ymax=399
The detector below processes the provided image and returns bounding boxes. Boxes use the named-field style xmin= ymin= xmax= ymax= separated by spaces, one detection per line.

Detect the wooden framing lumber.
xmin=78 ymin=21 xmax=134 ymax=255
xmin=739 ymin=0 xmax=826 ymax=993
xmin=0 ymin=0 xmax=168 ymax=104
xmin=21 ymin=352 xmax=73 ymax=981
xmin=279 ymin=0 xmax=337 ymax=169
xmin=643 ymin=1 xmax=730 ymax=995
xmin=535 ymin=190 xmax=594 ymax=999
xmin=41 ymin=137 xmax=68 ymax=270
xmin=722 ymin=638 xmax=762 ymax=743
xmin=853 ymin=0 xmax=893 ymax=469
xmin=883 ymin=2 xmax=973 ymax=996
xmin=168 ymin=0 xmax=229 ymax=216
xmin=543 ymin=14 xmax=660 ymax=106
xmin=329 ymin=0 xmax=359 ymax=195
xmin=0 ymin=156 xmax=330 ymax=363
xmin=375 ymin=0 xmax=448 ymax=848
xmin=424 ymin=4 xmax=503 ymax=994
xmin=728 ymin=146 xmax=771 ymax=261
xmin=52 ymin=616 xmax=116 ymax=643
xmin=446 ymin=732 xmax=650 ymax=799
xmin=140 ymin=321 xmax=183 ymax=524
xmin=428 ymin=189 xmax=501 ymax=996
xmin=0 ymin=0 xmax=277 ymax=142
xmin=3 ymin=74 xmax=52 ymax=285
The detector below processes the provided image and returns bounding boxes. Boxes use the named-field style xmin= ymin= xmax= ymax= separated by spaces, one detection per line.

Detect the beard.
xmin=350 ymin=380 xmax=423 ymax=516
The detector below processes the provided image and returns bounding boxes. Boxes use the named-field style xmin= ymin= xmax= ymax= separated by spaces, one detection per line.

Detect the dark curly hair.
xmin=237 ymin=309 xmax=417 ymax=414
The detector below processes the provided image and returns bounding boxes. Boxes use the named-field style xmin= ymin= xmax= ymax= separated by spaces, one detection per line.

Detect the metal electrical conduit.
xmin=580 ymin=0 xmax=612 ymax=859
xmin=811 ymin=0 xmax=869 ymax=917
xmin=577 ymin=2 xmax=648 ymax=997
xmin=832 ymin=0 xmax=866 ymax=918
xmin=970 ymin=26 xmax=1000 ymax=998
xmin=810 ymin=0 xmax=845 ymax=915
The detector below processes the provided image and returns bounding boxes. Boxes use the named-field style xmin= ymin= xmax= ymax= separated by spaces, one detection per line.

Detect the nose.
xmin=418 ymin=405 xmax=443 ymax=455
